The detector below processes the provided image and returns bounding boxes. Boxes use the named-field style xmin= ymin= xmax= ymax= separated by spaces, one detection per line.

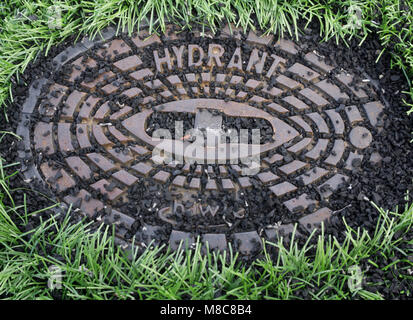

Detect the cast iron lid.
xmin=17 ymin=24 xmax=386 ymax=254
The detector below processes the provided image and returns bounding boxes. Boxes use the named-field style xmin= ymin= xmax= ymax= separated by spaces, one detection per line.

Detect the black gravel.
xmin=0 ymin=17 xmax=412 ymax=300
xmin=146 ymin=111 xmax=274 ymax=144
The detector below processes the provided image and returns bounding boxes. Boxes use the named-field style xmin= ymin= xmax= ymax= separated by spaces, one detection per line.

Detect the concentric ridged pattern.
xmin=18 ymin=24 xmax=385 ymax=254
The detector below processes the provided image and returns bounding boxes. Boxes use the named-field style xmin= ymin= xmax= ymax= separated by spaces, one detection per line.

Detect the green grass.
xmin=0 ymin=0 xmax=412 ymax=110
xmin=0 ymin=168 xmax=412 ymax=299
xmin=0 ymin=0 xmax=412 ymax=299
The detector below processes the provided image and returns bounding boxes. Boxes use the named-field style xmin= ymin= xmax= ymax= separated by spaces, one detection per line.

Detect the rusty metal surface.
xmin=18 ymin=24 xmax=386 ymax=254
